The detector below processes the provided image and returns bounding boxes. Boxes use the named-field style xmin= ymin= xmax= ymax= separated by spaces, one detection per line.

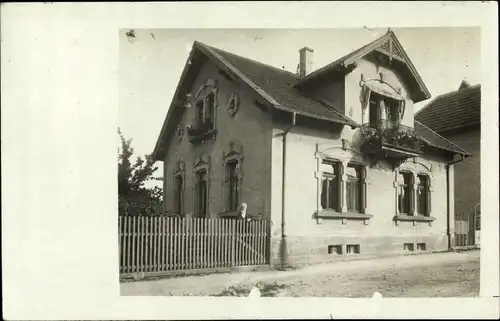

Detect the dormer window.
xmin=369 ymin=92 xmax=400 ymax=128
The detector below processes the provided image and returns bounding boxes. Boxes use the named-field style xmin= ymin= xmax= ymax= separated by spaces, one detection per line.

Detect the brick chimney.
xmin=459 ymin=79 xmax=470 ymax=90
xmin=299 ymin=47 xmax=314 ymax=78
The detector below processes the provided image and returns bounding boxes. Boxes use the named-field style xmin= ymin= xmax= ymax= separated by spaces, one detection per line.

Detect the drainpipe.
xmin=280 ymin=112 xmax=296 ymax=268
xmin=446 ymin=154 xmax=467 ymax=249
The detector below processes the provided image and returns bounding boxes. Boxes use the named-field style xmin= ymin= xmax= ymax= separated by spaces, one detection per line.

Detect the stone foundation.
xmin=270 ymin=233 xmax=448 ymax=267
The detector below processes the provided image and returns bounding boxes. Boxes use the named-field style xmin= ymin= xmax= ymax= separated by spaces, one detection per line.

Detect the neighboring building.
xmin=415 ymin=81 xmax=481 ymax=244
xmin=152 ymin=30 xmax=470 ymax=266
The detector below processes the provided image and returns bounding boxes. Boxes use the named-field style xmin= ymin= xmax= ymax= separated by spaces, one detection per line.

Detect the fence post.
xmin=231 ymin=219 xmax=236 ymax=266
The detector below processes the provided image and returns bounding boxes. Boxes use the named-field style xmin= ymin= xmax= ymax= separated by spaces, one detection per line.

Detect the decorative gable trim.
xmin=295 ymin=31 xmax=431 ymax=103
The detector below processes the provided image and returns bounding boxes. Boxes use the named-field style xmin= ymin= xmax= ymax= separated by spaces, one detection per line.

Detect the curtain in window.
xmin=398 ymin=172 xmax=412 ymax=214
xmin=346 ymin=165 xmax=361 ymax=213
xmin=399 ymin=99 xmax=406 ymax=120
xmin=320 ymin=162 xmax=340 ymax=211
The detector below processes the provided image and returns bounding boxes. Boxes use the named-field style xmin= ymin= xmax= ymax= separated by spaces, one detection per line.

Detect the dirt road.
xmin=121 ymin=250 xmax=479 ymax=297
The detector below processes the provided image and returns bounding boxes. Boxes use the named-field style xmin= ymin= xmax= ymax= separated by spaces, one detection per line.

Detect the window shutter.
xmin=363 ymin=86 xmax=372 ymax=112
xmin=399 ymin=99 xmax=406 ymax=120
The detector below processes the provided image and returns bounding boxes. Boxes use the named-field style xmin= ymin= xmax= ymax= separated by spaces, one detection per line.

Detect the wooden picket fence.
xmin=119 ymin=216 xmax=270 ymax=276
xmin=455 ymin=210 xmax=476 ymax=247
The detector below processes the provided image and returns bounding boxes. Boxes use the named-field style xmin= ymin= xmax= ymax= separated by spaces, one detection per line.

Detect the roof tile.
xmin=415 ymin=84 xmax=480 ymax=133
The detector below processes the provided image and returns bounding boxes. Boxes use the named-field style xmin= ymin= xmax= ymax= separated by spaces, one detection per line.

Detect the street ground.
xmin=121 ymin=250 xmax=480 ymax=297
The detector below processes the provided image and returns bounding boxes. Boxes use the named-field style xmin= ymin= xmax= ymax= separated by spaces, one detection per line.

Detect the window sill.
xmin=188 ymin=129 xmax=217 ymax=144
xmin=394 ymin=214 xmax=435 ymax=226
xmin=315 ymin=210 xmax=373 ymax=225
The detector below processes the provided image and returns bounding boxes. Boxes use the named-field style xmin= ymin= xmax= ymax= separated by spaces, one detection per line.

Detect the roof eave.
xmin=151 ymin=47 xmax=199 ymax=162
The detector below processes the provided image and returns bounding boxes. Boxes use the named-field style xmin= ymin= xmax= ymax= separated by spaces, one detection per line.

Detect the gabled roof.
xmin=152 ymin=41 xmax=357 ymax=161
xmin=152 ymin=36 xmax=467 ymax=161
xmin=415 ymin=83 xmax=481 ymax=134
xmin=294 ymin=30 xmax=432 ymax=103
xmin=205 ymin=44 xmax=356 ymax=125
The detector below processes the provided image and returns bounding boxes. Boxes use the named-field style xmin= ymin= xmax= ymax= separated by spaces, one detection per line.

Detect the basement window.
xmin=346 ymin=244 xmax=360 ymax=255
xmin=403 ymin=243 xmax=414 ymax=252
xmin=328 ymin=245 xmax=343 ymax=255
xmin=417 ymin=243 xmax=427 ymax=251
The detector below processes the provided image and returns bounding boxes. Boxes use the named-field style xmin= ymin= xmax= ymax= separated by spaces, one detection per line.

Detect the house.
xmin=415 ymin=81 xmax=480 ymax=245
xmin=151 ymin=30 xmax=470 ymax=267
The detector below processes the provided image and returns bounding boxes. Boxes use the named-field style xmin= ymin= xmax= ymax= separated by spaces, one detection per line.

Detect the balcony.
xmin=360 ymin=120 xmax=427 ymax=167
xmin=186 ymin=117 xmax=217 ymax=144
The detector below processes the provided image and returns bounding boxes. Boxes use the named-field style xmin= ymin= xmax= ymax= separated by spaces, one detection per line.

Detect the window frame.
xmin=315 ymin=154 xmax=372 ymax=223
xmin=192 ymin=153 xmax=210 ymax=218
xmin=345 ymin=163 xmax=364 ymax=213
xmin=368 ymin=91 xmax=401 ymax=128
xmin=204 ymin=92 xmax=216 ymax=130
xmin=194 ymin=169 xmax=208 ymax=218
xmin=226 ymin=160 xmax=240 ymax=212
xmin=394 ymin=168 xmax=435 ymax=225
xmin=173 ymin=161 xmax=186 ymax=216
xmin=398 ymin=171 xmax=413 ymax=215
xmin=220 ymin=142 xmax=244 ymax=217
xmin=416 ymin=173 xmax=430 ymax=216
xmin=320 ymin=159 xmax=341 ymax=212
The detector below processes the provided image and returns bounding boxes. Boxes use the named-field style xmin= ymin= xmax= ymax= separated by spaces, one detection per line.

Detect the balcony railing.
xmin=186 ymin=117 xmax=217 ymax=144
xmin=360 ymin=120 xmax=426 ymax=155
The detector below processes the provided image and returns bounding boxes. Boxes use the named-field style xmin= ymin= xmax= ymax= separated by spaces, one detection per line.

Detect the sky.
xmin=119 ymin=27 xmax=481 ymax=183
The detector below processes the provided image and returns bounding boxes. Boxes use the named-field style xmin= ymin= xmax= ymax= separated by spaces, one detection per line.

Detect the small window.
xmin=320 ymin=161 xmax=341 ymax=211
xmin=346 ymin=244 xmax=360 ymax=254
xmin=328 ymin=245 xmax=342 ymax=255
xmin=398 ymin=172 xmax=412 ymax=215
xmin=417 ymin=174 xmax=430 ymax=216
xmin=417 ymin=243 xmax=427 ymax=251
xmin=403 ymin=243 xmax=414 ymax=252
xmin=346 ymin=164 xmax=363 ymax=213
